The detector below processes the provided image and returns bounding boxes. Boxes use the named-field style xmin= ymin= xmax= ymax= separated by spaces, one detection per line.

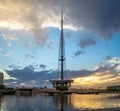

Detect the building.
xmin=107 ymin=85 xmax=120 ymax=92
xmin=0 ymin=72 xmax=4 ymax=85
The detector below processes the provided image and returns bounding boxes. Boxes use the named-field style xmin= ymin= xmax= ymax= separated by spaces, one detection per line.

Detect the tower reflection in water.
xmin=0 ymin=96 xmax=2 ymax=110
xmin=52 ymin=94 xmax=73 ymax=111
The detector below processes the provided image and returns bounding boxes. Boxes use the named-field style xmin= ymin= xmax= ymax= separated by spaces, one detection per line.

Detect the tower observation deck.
xmin=51 ymin=12 xmax=73 ymax=91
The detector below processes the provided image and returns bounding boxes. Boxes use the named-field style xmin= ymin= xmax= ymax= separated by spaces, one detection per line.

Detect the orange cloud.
xmin=72 ymin=71 xmax=120 ymax=88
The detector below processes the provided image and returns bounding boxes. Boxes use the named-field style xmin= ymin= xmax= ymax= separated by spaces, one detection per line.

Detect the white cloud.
xmin=0 ymin=68 xmax=17 ymax=80
xmin=106 ymin=57 xmax=120 ymax=66
xmin=0 ymin=21 xmax=26 ymax=30
xmin=1 ymin=34 xmax=18 ymax=41
xmin=115 ymin=65 xmax=120 ymax=73
xmin=1 ymin=34 xmax=18 ymax=46
xmin=106 ymin=57 xmax=120 ymax=72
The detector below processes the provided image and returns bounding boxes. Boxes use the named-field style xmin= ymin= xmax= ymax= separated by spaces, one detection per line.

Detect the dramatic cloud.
xmin=5 ymin=56 xmax=120 ymax=88
xmin=0 ymin=0 xmax=120 ymax=88
xmin=73 ymin=72 xmax=120 ymax=88
xmin=0 ymin=0 xmax=78 ymax=46
xmin=73 ymin=56 xmax=120 ymax=88
xmin=0 ymin=0 xmax=55 ymax=45
xmin=6 ymin=66 xmax=57 ymax=87
xmin=64 ymin=0 xmax=120 ymax=39
xmin=0 ymin=0 xmax=119 ymax=46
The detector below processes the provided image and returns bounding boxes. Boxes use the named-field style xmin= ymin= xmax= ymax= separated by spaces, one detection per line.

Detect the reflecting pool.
xmin=0 ymin=93 xmax=120 ymax=111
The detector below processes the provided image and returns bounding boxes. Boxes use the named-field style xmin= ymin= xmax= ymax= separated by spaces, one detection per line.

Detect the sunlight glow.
xmin=0 ymin=21 xmax=24 ymax=30
xmin=41 ymin=21 xmax=83 ymax=31
xmin=72 ymin=72 xmax=120 ymax=87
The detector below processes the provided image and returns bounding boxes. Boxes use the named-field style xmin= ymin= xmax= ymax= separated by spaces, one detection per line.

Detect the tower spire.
xmin=59 ymin=11 xmax=65 ymax=80
xmin=51 ymin=11 xmax=73 ymax=91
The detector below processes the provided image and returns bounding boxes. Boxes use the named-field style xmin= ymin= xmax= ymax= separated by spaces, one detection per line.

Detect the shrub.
xmin=0 ymin=84 xmax=5 ymax=89
xmin=56 ymin=85 xmax=68 ymax=91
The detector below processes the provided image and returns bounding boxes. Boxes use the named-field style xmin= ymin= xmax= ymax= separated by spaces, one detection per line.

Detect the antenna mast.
xmin=51 ymin=11 xmax=73 ymax=91
xmin=59 ymin=11 xmax=65 ymax=80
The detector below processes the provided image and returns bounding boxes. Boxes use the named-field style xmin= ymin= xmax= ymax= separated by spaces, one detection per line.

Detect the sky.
xmin=0 ymin=0 xmax=120 ymax=88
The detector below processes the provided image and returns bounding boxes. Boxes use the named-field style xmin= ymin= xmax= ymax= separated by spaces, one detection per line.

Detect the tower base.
xmin=51 ymin=80 xmax=73 ymax=91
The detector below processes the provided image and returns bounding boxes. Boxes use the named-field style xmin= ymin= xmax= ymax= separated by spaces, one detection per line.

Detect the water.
xmin=0 ymin=93 xmax=120 ymax=111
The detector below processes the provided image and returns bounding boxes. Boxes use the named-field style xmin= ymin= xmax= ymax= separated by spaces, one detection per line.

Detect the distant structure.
xmin=0 ymin=72 xmax=4 ymax=85
xmin=51 ymin=12 xmax=73 ymax=90
xmin=107 ymin=85 xmax=120 ymax=92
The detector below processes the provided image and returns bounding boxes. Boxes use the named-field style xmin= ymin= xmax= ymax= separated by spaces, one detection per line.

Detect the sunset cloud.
xmin=0 ymin=0 xmax=120 ymax=47
xmin=72 ymin=56 xmax=120 ymax=88
xmin=0 ymin=0 xmax=79 ymax=46
xmin=0 ymin=0 xmax=120 ymax=88
xmin=73 ymin=71 xmax=120 ymax=88
xmin=5 ymin=56 xmax=120 ymax=88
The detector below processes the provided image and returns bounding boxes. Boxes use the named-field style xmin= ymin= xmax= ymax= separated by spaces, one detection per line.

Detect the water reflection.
xmin=52 ymin=94 xmax=73 ymax=111
xmin=0 ymin=94 xmax=74 ymax=111
xmin=0 ymin=96 xmax=2 ymax=110
xmin=71 ymin=94 xmax=120 ymax=109
xmin=0 ymin=93 xmax=120 ymax=111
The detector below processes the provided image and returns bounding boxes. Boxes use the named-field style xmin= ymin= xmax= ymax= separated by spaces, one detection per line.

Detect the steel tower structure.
xmin=51 ymin=12 xmax=73 ymax=90
xmin=59 ymin=11 xmax=65 ymax=80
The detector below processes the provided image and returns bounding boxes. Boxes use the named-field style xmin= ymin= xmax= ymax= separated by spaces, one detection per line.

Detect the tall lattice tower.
xmin=51 ymin=12 xmax=73 ymax=90
xmin=58 ymin=11 xmax=65 ymax=80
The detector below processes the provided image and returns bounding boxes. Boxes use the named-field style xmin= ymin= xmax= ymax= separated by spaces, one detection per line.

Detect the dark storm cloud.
xmin=1 ymin=0 xmax=120 ymax=47
xmin=63 ymin=0 xmax=120 ymax=39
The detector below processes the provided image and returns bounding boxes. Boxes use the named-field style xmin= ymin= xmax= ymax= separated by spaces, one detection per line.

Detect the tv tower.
xmin=59 ymin=11 xmax=65 ymax=80
xmin=51 ymin=11 xmax=73 ymax=91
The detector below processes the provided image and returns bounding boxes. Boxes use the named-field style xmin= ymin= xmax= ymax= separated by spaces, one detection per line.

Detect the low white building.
xmin=0 ymin=72 xmax=4 ymax=85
